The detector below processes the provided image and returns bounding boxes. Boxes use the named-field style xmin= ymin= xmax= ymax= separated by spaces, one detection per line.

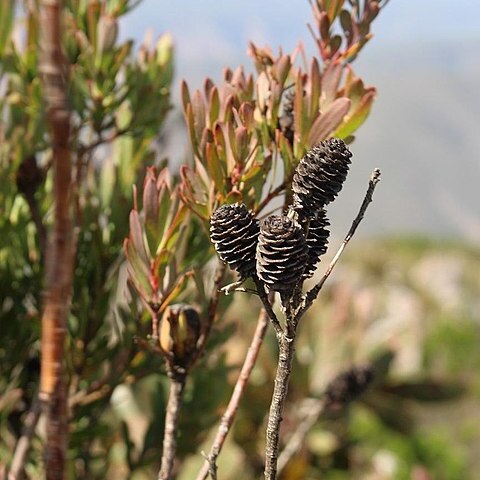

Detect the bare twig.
xmin=296 ymin=168 xmax=381 ymax=319
xmin=277 ymin=398 xmax=326 ymax=474
xmin=78 ymin=128 xmax=129 ymax=154
xmin=263 ymin=169 xmax=381 ymax=479
xmin=158 ymin=372 xmax=186 ymax=480
xmin=8 ymin=395 xmax=42 ymax=480
xmin=195 ymin=302 xmax=272 ymax=480
xmin=253 ymin=277 xmax=282 ymax=336
xmin=255 ymin=182 xmax=287 ymax=215
xmin=264 ymin=324 xmax=297 ymax=480
xmin=38 ymin=1 xmax=74 ymax=479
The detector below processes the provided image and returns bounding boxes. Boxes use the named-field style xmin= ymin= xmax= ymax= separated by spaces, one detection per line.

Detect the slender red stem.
xmin=38 ymin=1 xmax=74 ymax=479
xmin=195 ymin=306 xmax=270 ymax=480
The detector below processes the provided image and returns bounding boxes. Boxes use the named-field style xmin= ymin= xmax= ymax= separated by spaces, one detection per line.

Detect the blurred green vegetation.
xmin=1 ymin=0 xmax=479 ymax=478
xmin=177 ymin=237 xmax=480 ymax=480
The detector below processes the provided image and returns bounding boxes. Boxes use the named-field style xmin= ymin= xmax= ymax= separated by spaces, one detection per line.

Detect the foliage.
xmin=2 ymin=1 xmax=475 ymax=479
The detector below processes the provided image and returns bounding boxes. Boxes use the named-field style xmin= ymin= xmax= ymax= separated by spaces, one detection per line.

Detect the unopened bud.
xmin=159 ymin=304 xmax=202 ymax=367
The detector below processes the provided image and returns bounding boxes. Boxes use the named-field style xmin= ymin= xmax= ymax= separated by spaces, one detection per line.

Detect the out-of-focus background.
xmin=121 ymin=0 xmax=480 ymax=241
xmin=2 ymin=1 xmax=479 ymax=478
xmin=119 ymin=2 xmax=480 ymax=478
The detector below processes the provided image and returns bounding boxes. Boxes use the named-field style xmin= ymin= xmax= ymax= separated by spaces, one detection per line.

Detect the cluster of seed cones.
xmin=210 ymin=138 xmax=352 ymax=297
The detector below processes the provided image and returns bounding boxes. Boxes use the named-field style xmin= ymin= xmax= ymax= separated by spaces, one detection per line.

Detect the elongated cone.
xmin=256 ymin=215 xmax=308 ymax=293
xmin=210 ymin=203 xmax=260 ymax=279
xmin=292 ymin=138 xmax=352 ymax=218
xmin=324 ymin=365 xmax=374 ymax=410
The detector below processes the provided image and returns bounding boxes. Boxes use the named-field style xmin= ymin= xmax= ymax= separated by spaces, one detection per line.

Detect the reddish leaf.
xmin=129 ymin=210 xmax=150 ymax=262
xmin=191 ymin=90 xmax=206 ymax=144
xmin=124 ymin=238 xmax=153 ymax=301
xmin=321 ymin=61 xmax=343 ymax=108
xmin=308 ymin=97 xmax=351 ymax=146
xmin=180 ymin=80 xmax=190 ymax=113
xmin=273 ymin=54 xmax=291 ymax=86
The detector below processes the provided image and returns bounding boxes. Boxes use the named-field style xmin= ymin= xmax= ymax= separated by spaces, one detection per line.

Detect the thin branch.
xmin=78 ymin=128 xmax=129 ymax=154
xmin=277 ymin=398 xmax=326 ymax=474
xmin=264 ymin=326 xmax=297 ymax=480
xmin=8 ymin=395 xmax=42 ymax=480
xmin=195 ymin=301 xmax=272 ymax=480
xmin=253 ymin=277 xmax=283 ymax=336
xmin=262 ymin=169 xmax=381 ymax=479
xmin=158 ymin=372 xmax=186 ymax=480
xmin=38 ymin=1 xmax=74 ymax=479
xmin=296 ymin=168 xmax=381 ymax=319
xmin=254 ymin=182 xmax=287 ymax=215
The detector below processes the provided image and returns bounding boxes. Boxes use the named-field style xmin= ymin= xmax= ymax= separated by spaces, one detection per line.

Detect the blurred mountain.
xmin=122 ymin=3 xmax=480 ymax=242
xmin=329 ymin=39 xmax=480 ymax=242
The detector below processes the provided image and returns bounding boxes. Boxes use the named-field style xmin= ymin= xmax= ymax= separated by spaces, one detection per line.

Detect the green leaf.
xmin=185 ymin=104 xmax=200 ymax=158
xmin=277 ymin=130 xmax=295 ymax=177
xmin=0 ymin=0 xmax=15 ymax=59
xmin=334 ymin=89 xmax=375 ymax=138
xmin=324 ymin=0 xmax=345 ymax=22
xmin=181 ymin=80 xmax=191 ymax=113
xmin=206 ymin=142 xmax=224 ymax=192
xmin=208 ymin=86 xmax=220 ymax=128
xmin=293 ymin=70 xmax=309 ymax=153
xmin=309 ymin=58 xmax=321 ymax=120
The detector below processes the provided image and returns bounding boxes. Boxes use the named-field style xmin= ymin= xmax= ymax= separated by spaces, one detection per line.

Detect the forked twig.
xmin=253 ymin=277 xmax=283 ymax=336
xmin=263 ymin=169 xmax=381 ymax=479
xmin=296 ymin=168 xmax=381 ymax=319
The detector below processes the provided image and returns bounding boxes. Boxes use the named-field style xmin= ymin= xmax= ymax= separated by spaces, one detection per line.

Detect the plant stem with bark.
xmin=264 ymin=325 xmax=297 ymax=480
xmin=38 ymin=1 xmax=74 ymax=479
xmin=262 ymin=169 xmax=381 ymax=479
xmin=277 ymin=398 xmax=325 ymax=474
xmin=158 ymin=372 xmax=186 ymax=480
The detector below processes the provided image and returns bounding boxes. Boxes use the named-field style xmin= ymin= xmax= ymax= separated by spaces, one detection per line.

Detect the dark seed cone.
xmin=210 ymin=203 xmax=259 ymax=279
xmin=256 ymin=215 xmax=308 ymax=293
xmin=324 ymin=365 xmax=374 ymax=411
xmin=292 ymin=138 xmax=352 ymax=218
xmin=303 ymin=210 xmax=330 ymax=280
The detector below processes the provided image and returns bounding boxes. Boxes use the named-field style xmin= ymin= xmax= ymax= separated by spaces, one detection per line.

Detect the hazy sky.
xmin=120 ymin=0 xmax=480 ymax=82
